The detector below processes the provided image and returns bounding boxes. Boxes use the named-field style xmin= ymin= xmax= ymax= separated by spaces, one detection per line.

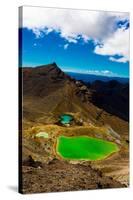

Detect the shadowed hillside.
xmin=87 ymin=80 xmax=129 ymax=121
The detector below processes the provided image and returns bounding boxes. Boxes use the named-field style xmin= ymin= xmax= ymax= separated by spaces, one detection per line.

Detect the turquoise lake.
xmin=60 ymin=114 xmax=73 ymax=125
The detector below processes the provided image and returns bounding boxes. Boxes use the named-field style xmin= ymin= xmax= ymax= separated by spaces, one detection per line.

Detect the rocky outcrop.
xmin=23 ymin=155 xmax=42 ymax=168
xmin=75 ymin=80 xmax=92 ymax=102
xmin=21 ymin=159 xmax=124 ymax=194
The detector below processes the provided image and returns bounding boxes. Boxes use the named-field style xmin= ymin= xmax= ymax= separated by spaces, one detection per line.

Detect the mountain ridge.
xmin=66 ymin=71 xmax=129 ymax=83
xmin=22 ymin=62 xmax=129 ymax=130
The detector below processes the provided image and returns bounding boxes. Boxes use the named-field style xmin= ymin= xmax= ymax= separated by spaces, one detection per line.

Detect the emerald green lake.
xmin=57 ymin=136 xmax=119 ymax=161
xmin=60 ymin=114 xmax=73 ymax=125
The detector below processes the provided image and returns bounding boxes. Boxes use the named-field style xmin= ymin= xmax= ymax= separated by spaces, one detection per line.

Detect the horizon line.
xmin=20 ymin=64 xmax=129 ymax=79
xmin=64 ymin=70 xmax=129 ymax=79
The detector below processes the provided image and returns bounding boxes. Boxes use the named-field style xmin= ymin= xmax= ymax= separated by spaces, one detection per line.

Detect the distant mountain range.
xmin=66 ymin=72 xmax=129 ymax=84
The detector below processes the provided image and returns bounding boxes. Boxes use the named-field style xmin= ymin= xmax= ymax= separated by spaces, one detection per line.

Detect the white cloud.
xmin=94 ymin=27 xmax=129 ymax=63
xmin=64 ymin=43 xmax=69 ymax=49
xmin=109 ymin=56 xmax=128 ymax=63
xmin=101 ymin=70 xmax=114 ymax=75
xmin=32 ymin=28 xmax=43 ymax=38
xmin=85 ymin=69 xmax=116 ymax=76
xmin=22 ymin=6 xmax=129 ymax=63
xmin=23 ymin=7 xmax=129 ymax=41
xmin=63 ymin=68 xmax=117 ymax=77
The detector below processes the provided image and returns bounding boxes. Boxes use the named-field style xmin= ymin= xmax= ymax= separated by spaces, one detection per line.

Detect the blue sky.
xmin=21 ymin=7 xmax=129 ymax=78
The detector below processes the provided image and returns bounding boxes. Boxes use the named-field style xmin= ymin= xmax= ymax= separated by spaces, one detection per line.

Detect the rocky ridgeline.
xmin=75 ymin=80 xmax=92 ymax=102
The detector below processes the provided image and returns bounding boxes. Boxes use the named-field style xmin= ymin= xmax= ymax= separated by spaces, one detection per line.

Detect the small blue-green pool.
xmin=60 ymin=114 xmax=73 ymax=125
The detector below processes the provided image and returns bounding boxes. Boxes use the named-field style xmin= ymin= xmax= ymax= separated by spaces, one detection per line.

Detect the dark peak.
xmin=22 ymin=62 xmax=61 ymax=73
xmin=22 ymin=62 xmax=72 ymax=81
xmin=35 ymin=62 xmax=59 ymax=69
xmin=92 ymin=80 xmax=105 ymax=87
xmin=93 ymin=80 xmax=104 ymax=84
xmin=52 ymin=62 xmax=58 ymax=67
xmin=36 ymin=62 xmax=63 ymax=72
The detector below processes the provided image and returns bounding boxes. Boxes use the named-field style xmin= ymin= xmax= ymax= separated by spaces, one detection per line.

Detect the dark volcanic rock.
xmin=21 ymin=159 xmax=124 ymax=194
xmin=22 ymin=62 xmax=71 ymax=97
xmin=23 ymin=155 xmax=42 ymax=168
